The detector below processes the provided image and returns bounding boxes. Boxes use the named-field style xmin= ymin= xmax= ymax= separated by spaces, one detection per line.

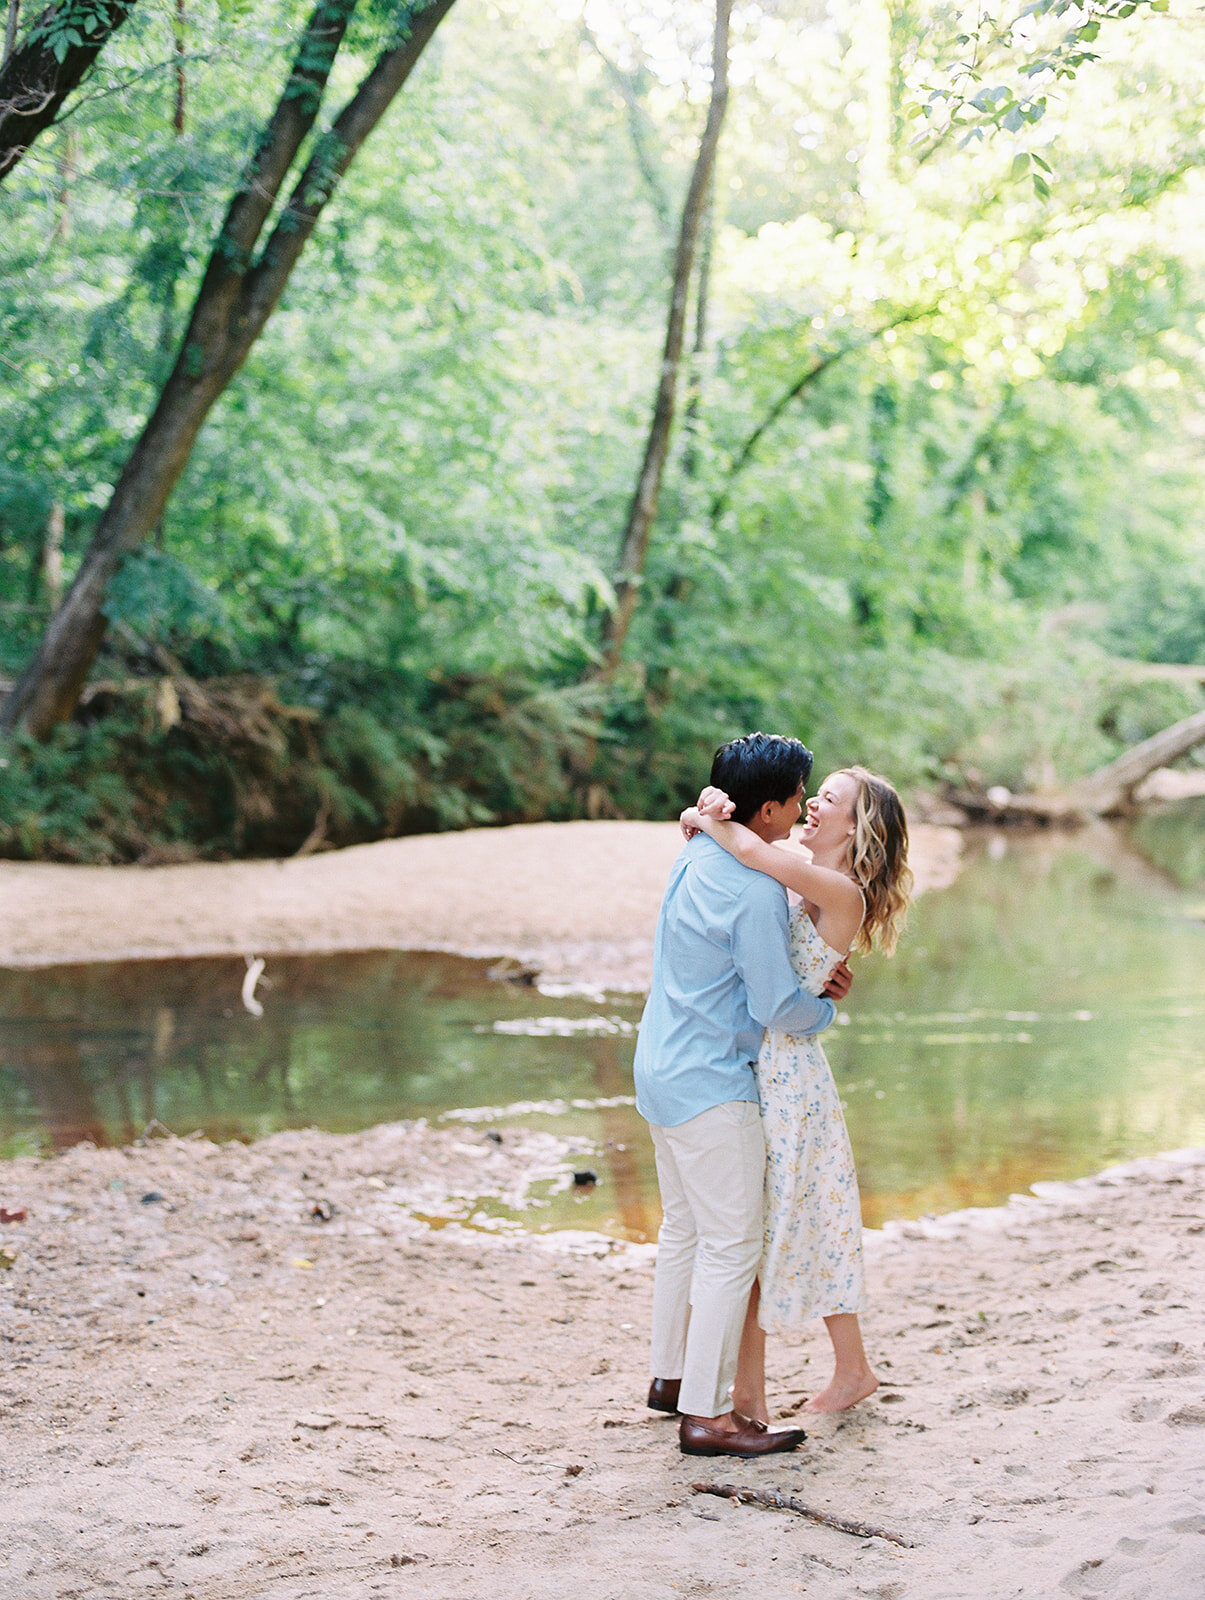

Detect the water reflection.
xmin=4 ymin=1026 xmax=107 ymax=1149
xmin=1 ymin=812 xmax=1202 ymax=1239
xmin=824 ymin=817 xmax=1204 ymax=1224
xmin=586 ymin=1037 xmax=658 ymax=1241
xmin=0 ymin=951 xmax=632 ymax=1138
xmin=1128 ymin=795 xmax=1205 ymax=888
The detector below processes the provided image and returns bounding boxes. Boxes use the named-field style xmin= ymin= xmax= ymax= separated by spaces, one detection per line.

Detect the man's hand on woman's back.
xmin=823 ymin=959 xmax=853 ymax=1001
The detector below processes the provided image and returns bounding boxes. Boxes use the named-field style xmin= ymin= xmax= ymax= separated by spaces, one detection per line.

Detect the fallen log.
xmin=952 ymin=705 xmax=1205 ymax=823
xmin=1066 ymin=706 xmax=1205 ymax=814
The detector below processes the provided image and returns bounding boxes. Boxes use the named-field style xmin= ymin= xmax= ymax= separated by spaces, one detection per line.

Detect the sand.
xmin=2 ymin=820 xmax=1203 ymax=1599
xmin=0 ymin=819 xmax=964 ymax=990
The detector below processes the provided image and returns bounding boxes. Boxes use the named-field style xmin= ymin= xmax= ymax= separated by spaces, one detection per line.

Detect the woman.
xmin=680 ymin=765 xmax=911 ymax=1420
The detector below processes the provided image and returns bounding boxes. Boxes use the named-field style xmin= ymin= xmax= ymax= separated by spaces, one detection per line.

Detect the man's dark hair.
xmin=710 ymin=732 xmax=813 ymax=824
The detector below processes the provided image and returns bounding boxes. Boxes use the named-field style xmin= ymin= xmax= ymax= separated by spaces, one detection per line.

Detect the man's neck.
xmin=743 ymin=819 xmax=782 ymax=845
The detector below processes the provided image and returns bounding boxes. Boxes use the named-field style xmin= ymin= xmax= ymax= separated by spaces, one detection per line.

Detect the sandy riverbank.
xmin=2 ymin=821 xmax=1203 ymax=1598
xmin=1 ymin=819 xmax=963 ymax=989
xmin=1 ymin=1128 xmax=1202 ymax=1599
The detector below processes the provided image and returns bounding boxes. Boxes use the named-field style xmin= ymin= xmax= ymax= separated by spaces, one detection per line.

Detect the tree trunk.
xmin=680 ymin=177 xmax=714 ymax=485
xmin=173 ymin=0 xmax=185 ymax=135
xmin=2 ymin=0 xmax=456 ymax=738
xmin=593 ymin=0 xmax=731 ymax=680
xmin=3 ymin=0 xmax=20 ymax=68
xmin=52 ymin=123 xmax=75 ymax=235
xmin=0 ymin=0 xmax=137 ymax=182
xmin=41 ymin=499 xmax=64 ymax=610
xmin=581 ymin=24 xmax=672 ymax=235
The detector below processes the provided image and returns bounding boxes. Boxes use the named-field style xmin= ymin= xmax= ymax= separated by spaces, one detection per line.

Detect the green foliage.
xmin=2 ymin=0 xmax=1204 ymax=856
xmin=104 ymin=550 xmax=231 ymax=652
xmin=0 ymin=723 xmax=138 ymax=861
xmin=1106 ymin=562 xmax=1205 ymax=665
xmin=912 ymin=0 xmax=1173 ymax=185
xmin=0 ymin=664 xmax=607 ymax=860
xmin=25 ymin=0 xmax=120 ymax=63
xmin=1100 ymin=678 xmax=1205 ymax=749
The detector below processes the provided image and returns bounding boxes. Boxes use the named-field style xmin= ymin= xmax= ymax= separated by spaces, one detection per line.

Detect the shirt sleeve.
xmin=730 ymin=881 xmax=836 ymax=1037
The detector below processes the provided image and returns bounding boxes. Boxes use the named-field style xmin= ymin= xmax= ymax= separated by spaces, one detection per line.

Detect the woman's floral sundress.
xmin=756 ymin=900 xmax=866 ymax=1334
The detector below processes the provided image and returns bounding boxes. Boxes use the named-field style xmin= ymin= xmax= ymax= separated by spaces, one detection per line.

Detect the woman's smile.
xmin=799 ymin=772 xmax=858 ymax=852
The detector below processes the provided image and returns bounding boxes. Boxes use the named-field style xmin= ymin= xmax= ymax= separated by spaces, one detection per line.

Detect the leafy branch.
xmin=0 ymin=0 xmax=137 ymax=181
xmin=709 ymin=306 xmax=938 ymax=526
xmin=909 ymin=0 xmax=1171 ymax=192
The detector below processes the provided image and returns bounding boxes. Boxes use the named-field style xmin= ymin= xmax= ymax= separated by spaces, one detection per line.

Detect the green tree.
xmin=3 ymin=0 xmax=455 ymax=737
xmin=1 ymin=0 xmax=1203 ymax=857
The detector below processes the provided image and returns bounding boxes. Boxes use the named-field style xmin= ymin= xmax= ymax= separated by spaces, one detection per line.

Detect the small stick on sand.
xmin=690 ymin=1482 xmax=915 ymax=1548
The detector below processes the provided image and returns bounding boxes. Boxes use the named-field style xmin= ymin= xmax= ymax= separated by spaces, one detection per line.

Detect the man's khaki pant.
xmin=647 ymin=1100 xmax=765 ymax=1419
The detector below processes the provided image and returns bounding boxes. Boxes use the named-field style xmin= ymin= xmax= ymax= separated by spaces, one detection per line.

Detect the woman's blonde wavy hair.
xmin=841 ymin=766 xmax=912 ymax=956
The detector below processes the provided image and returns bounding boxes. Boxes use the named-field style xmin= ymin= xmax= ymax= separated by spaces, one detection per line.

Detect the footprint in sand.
xmin=1165 ymin=1402 xmax=1205 ymax=1427
xmin=1060 ymin=1528 xmax=1205 ymax=1598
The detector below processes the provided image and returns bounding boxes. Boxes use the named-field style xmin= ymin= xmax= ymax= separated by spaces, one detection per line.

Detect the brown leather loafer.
xmin=679 ymin=1414 xmax=806 ymax=1457
xmin=647 ymin=1378 xmax=681 ymax=1414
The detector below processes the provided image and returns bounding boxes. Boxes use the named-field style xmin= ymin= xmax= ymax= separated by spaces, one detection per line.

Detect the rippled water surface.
xmin=2 ymin=804 xmax=1202 ymax=1238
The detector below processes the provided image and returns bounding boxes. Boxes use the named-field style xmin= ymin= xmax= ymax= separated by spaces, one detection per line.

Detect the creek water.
xmin=2 ymin=804 xmax=1202 ymax=1241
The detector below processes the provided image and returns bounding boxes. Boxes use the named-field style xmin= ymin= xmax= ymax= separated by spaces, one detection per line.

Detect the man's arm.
xmin=730 ymin=884 xmax=835 ymax=1036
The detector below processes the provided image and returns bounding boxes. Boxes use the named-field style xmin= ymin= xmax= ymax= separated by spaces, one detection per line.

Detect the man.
xmin=633 ymin=732 xmax=850 ymax=1457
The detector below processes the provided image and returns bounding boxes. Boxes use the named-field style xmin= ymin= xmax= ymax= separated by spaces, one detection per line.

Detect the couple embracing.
xmin=633 ymin=732 xmax=911 ymax=1458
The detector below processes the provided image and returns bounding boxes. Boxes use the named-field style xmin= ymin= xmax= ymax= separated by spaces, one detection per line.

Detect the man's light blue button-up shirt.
xmin=633 ymin=834 xmax=836 ymax=1128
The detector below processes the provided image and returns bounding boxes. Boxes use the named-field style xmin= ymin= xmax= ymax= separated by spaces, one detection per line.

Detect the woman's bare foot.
xmin=801 ymin=1370 xmax=879 ymax=1414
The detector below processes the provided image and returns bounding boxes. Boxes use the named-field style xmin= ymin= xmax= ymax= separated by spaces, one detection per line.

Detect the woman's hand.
xmin=683 ymin=788 xmax=734 ymax=840
xmin=697 ymin=785 xmax=735 ymax=820
xmin=680 ymin=806 xmax=703 ymax=842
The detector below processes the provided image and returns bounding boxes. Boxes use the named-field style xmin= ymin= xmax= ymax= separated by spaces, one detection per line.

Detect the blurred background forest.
xmin=1 ymin=0 xmax=1203 ymax=861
